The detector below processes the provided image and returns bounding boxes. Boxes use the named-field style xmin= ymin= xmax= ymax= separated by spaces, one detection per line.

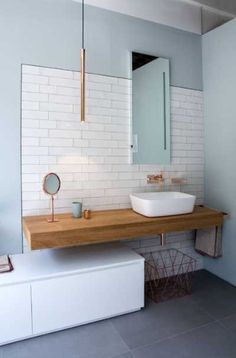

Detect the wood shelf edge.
xmin=23 ymin=206 xmax=225 ymax=251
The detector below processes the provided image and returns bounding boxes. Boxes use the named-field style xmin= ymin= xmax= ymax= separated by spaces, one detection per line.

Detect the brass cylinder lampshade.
xmin=80 ymin=48 xmax=85 ymax=122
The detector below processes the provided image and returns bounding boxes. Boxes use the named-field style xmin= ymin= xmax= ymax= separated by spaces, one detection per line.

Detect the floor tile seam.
xmin=191 ymin=295 xmax=236 ymax=322
xmin=189 ymin=296 xmax=221 ymax=321
xmin=196 ymin=306 xmax=218 ymax=321
xmin=109 ymin=322 xmax=132 ymax=356
xmin=188 ymin=297 xmax=218 ymax=321
xmin=111 ymin=350 xmax=133 ymax=358
xmin=216 ymin=319 xmax=229 ymax=330
xmin=131 ymin=320 xmax=218 ymax=352
xmin=215 ymin=318 xmax=236 ymax=334
xmin=217 ymin=312 xmax=236 ymax=321
xmin=113 ymin=352 xmax=134 ymax=358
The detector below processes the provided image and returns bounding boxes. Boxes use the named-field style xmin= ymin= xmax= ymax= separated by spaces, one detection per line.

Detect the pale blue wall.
xmin=0 ymin=0 xmax=202 ymax=254
xmin=203 ymin=18 xmax=236 ymax=285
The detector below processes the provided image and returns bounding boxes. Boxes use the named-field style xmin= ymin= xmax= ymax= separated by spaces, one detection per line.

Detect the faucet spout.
xmin=147 ymin=173 xmax=164 ymax=184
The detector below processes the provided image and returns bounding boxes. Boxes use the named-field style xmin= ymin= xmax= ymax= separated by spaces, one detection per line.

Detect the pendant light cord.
xmin=82 ymin=0 xmax=85 ymax=48
xmin=200 ymin=6 xmax=203 ymax=35
xmin=80 ymin=0 xmax=86 ymax=122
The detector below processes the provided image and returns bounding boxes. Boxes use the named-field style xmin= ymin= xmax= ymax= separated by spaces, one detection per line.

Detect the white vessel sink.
xmin=130 ymin=192 xmax=196 ymax=217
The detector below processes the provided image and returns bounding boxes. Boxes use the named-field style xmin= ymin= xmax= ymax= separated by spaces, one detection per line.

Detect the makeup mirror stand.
xmin=48 ymin=195 xmax=58 ymax=223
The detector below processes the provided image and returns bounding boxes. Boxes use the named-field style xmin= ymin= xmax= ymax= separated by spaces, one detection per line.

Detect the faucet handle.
xmin=147 ymin=173 xmax=164 ymax=184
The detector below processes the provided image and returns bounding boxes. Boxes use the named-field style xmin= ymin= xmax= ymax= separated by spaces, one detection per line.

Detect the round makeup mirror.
xmin=43 ymin=173 xmax=61 ymax=223
xmin=43 ymin=173 xmax=61 ymax=195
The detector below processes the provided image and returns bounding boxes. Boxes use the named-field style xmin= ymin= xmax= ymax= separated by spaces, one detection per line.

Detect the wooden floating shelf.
xmin=23 ymin=206 xmax=225 ymax=251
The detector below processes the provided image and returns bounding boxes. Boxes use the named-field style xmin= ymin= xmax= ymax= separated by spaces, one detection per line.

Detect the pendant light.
xmin=80 ymin=0 xmax=85 ymax=122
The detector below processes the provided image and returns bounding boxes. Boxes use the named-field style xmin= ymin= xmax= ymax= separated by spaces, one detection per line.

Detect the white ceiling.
xmin=84 ymin=0 xmax=202 ymax=33
xmin=74 ymin=0 xmax=234 ymax=34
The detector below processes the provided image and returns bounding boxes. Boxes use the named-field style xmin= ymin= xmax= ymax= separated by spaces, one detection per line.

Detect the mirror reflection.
xmin=132 ymin=52 xmax=170 ymax=164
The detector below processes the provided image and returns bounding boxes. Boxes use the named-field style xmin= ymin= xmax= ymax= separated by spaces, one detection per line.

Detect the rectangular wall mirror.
xmin=132 ymin=52 xmax=170 ymax=164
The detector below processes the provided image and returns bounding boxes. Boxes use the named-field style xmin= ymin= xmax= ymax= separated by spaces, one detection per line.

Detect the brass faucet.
xmin=147 ymin=173 xmax=164 ymax=184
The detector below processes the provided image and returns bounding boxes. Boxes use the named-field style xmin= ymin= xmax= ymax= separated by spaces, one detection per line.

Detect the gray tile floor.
xmin=1 ymin=270 xmax=236 ymax=358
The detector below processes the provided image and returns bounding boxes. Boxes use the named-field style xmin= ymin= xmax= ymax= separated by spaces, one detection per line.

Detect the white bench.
xmin=0 ymin=243 xmax=144 ymax=345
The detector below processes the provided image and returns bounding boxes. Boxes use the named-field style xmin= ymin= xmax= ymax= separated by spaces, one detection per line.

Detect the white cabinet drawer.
xmin=0 ymin=284 xmax=32 ymax=345
xmin=32 ymin=262 xmax=144 ymax=334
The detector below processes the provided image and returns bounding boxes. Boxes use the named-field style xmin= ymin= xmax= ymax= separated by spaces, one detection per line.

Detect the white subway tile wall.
xmin=21 ymin=65 xmax=204 ymax=269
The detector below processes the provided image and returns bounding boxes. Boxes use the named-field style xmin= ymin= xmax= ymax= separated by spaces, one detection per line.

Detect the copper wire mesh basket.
xmin=143 ymin=249 xmax=197 ymax=303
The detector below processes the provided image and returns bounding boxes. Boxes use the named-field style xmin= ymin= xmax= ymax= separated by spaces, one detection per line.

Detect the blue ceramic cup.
xmin=72 ymin=201 xmax=82 ymax=218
